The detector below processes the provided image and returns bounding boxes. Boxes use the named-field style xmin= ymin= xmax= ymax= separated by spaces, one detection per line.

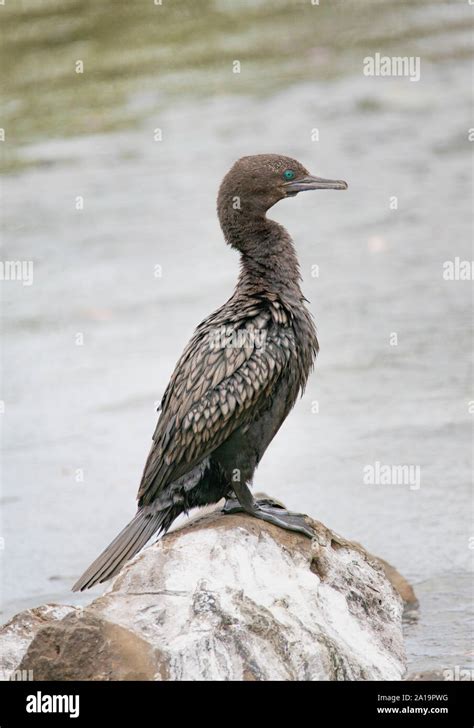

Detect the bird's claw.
xmin=222 ymin=497 xmax=314 ymax=539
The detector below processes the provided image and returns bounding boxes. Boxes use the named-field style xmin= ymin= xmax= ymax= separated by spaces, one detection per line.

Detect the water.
xmin=1 ymin=0 xmax=472 ymax=676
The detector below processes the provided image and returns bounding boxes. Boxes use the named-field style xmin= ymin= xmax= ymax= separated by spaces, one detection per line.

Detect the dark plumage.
xmin=73 ymin=154 xmax=347 ymax=591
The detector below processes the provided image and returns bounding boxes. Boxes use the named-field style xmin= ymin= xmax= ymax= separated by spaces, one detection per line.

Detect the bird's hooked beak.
xmin=284 ymin=175 xmax=348 ymax=196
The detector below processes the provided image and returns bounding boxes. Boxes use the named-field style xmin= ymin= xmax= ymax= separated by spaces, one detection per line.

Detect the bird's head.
xmin=217 ymin=154 xmax=348 ymax=223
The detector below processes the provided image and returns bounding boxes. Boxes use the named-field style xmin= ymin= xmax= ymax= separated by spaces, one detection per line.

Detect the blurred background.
xmin=1 ymin=0 xmax=472 ymax=675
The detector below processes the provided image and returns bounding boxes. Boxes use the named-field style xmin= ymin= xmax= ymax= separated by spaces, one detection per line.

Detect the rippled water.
xmin=1 ymin=0 xmax=472 ymax=676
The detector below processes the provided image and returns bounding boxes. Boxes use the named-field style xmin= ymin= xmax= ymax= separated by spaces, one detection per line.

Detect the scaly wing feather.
xmin=137 ymin=303 xmax=295 ymax=505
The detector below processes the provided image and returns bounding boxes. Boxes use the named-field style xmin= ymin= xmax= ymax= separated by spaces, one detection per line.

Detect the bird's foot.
xmin=222 ymin=496 xmax=246 ymax=515
xmin=222 ymin=497 xmax=314 ymax=539
xmin=222 ymin=496 xmax=282 ymax=514
xmin=254 ymin=503 xmax=315 ymax=539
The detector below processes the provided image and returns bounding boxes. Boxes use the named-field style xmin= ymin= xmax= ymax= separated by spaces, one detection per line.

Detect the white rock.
xmin=0 ymin=604 xmax=75 ymax=681
xmin=3 ymin=512 xmax=408 ymax=681
xmin=90 ymin=513 xmax=407 ymax=680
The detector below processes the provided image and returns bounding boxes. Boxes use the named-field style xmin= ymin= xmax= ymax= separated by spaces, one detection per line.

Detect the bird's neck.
xmin=222 ymin=213 xmax=304 ymax=302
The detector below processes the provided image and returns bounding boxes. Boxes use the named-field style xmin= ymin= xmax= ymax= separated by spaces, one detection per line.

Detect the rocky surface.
xmin=1 ymin=508 xmax=412 ymax=680
xmin=0 ymin=604 xmax=75 ymax=681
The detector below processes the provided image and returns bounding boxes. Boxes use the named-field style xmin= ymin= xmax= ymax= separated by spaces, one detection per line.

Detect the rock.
xmin=18 ymin=612 xmax=161 ymax=681
xmin=0 ymin=604 xmax=75 ymax=681
xmin=405 ymin=670 xmax=446 ymax=681
xmin=3 ymin=508 xmax=411 ymax=680
xmin=370 ymin=555 xmax=418 ymax=608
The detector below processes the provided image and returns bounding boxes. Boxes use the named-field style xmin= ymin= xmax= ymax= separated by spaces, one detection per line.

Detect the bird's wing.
xmin=137 ymin=304 xmax=295 ymax=505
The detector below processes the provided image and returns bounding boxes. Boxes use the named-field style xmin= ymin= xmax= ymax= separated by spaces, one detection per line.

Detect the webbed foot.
xmin=222 ymin=496 xmax=314 ymax=539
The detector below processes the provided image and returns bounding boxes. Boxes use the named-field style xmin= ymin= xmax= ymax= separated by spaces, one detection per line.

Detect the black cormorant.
xmin=73 ymin=154 xmax=347 ymax=591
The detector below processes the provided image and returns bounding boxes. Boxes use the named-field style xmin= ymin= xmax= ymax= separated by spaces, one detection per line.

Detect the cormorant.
xmin=73 ymin=154 xmax=347 ymax=591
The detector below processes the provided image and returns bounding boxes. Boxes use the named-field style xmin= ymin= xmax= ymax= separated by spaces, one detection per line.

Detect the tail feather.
xmin=72 ymin=506 xmax=174 ymax=592
xmin=96 ymin=511 xmax=162 ymax=585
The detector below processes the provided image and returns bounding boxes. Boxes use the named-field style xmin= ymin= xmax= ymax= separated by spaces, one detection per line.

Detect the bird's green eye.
xmin=283 ymin=169 xmax=296 ymax=181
